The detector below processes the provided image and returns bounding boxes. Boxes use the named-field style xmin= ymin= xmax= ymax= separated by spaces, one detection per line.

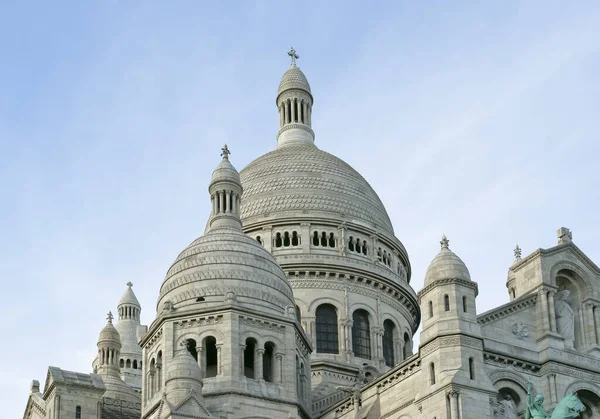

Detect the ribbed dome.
xmin=240 ymin=142 xmax=394 ymax=234
xmin=98 ymin=320 xmax=121 ymax=348
xmin=278 ymin=66 xmax=311 ymax=97
xmin=118 ymin=284 xmax=140 ymax=308
xmin=424 ymin=236 xmax=471 ymax=287
xmin=157 ymin=230 xmax=295 ymax=315
xmin=211 ymin=151 xmax=240 ymax=185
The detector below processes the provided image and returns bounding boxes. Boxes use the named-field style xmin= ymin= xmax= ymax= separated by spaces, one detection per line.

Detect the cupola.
xmin=96 ymin=312 xmax=122 ymax=377
xmin=276 ymin=48 xmax=315 ymax=146
xmin=424 ymin=235 xmax=471 ymax=287
xmin=118 ymin=281 xmax=141 ymax=322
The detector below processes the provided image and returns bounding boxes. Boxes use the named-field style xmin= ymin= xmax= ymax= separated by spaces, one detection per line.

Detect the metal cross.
xmin=288 ymin=47 xmax=299 ymax=66
xmin=514 ymin=245 xmax=522 ymax=260
xmin=106 ymin=311 xmax=114 ymax=324
xmin=221 ymin=144 xmax=231 ymax=159
xmin=440 ymin=234 xmax=450 ymax=249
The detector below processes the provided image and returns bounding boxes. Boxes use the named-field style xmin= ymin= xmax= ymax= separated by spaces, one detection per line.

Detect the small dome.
xmin=98 ymin=313 xmax=122 ymax=349
xmin=165 ymin=347 xmax=203 ymax=384
xmin=424 ymin=236 xmax=471 ymax=287
xmin=210 ymin=145 xmax=241 ymax=185
xmin=118 ymin=282 xmax=140 ymax=308
xmin=277 ymin=66 xmax=311 ymax=98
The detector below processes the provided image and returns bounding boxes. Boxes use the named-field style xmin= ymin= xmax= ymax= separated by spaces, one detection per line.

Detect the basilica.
xmin=23 ymin=51 xmax=600 ymax=419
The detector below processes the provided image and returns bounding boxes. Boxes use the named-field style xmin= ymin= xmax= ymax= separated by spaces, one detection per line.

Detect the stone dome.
xmin=165 ymin=348 xmax=203 ymax=384
xmin=424 ymin=236 xmax=471 ymax=287
xmin=277 ymin=66 xmax=311 ymax=98
xmin=98 ymin=320 xmax=121 ymax=349
xmin=210 ymin=147 xmax=240 ymax=185
xmin=239 ymin=142 xmax=394 ymax=234
xmin=157 ymin=229 xmax=295 ymax=315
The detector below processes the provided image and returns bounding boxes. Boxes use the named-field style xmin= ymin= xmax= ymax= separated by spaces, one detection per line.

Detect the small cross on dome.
xmin=288 ymin=47 xmax=299 ymax=67
xmin=514 ymin=245 xmax=522 ymax=261
xmin=221 ymin=144 xmax=231 ymax=159
xmin=106 ymin=311 xmax=114 ymax=324
xmin=440 ymin=235 xmax=450 ymax=250
xmin=126 ymin=281 xmax=133 ymax=288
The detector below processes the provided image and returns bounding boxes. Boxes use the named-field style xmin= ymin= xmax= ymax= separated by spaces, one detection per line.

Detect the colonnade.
xmin=279 ymin=97 xmax=311 ymax=127
xmin=211 ymin=190 xmax=240 ymax=216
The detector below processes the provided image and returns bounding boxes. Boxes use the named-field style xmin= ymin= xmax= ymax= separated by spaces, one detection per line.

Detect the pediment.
xmin=158 ymin=390 xmax=213 ymax=419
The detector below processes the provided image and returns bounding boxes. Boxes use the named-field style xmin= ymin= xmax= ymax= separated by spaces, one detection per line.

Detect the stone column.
xmin=275 ymin=353 xmax=284 ymax=383
xmin=394 ymin=338 xmax=402 ymax=364
xmin=308 ymin=104 xmax=311 ymax=126
xmin=449 ymin=391 xmax=460 ymax=419
xmin=579 ymin=307 xmax=587 ymax=345
xmin=279 ymin=105 xmax=284 ymax=127
xmin=296 ymin=99 xmax=301 ymax=123
xmin=225 ymin=191 xmax=230 ymax=213
xmin=54 ymin=395 xmax=61 ymax=419
xmin=240 ymin=345 xmax=246 ymax=378
xmin=256 ymin=348 xmax=265 ymax=381
xmin=216 ymin=345 xmax=222 ymax=376
xmin=586 ymin=303 xmax=596 ymax=345
xmin=156 ymin=363 xmax=162 ymax=391
xmin=196 ymin=346 xmax=205 ymax=377
xmin=540 ymin=289 xmax=550 ymax=332
xmin=548 ymin=291 xmax=557 ymax=332
xmin=548 ymin=374 xmax=557 ymax=403
xmin=218 ymin=191 xmax=224 ymax=214
xmin=594 ymin=306 xmax=600 ymax=345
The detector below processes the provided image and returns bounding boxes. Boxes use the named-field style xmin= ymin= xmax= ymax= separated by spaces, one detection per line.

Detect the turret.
xmin=96 ymin=312 xmax=122 ymax=377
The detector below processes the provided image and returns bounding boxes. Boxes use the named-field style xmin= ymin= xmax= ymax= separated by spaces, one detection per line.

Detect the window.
xmin=292 ymin=231 xmax=299 ymax=246
xmin=444 ymin=295 xmax=450 ymax=312
xmin=348 ymin=236 xmax=355 ymax=252
xmin=75 ymin=406 xmax=81 ymax=419
xmin=205 ymin=336 xmax=218 ymax=378
xmin=256 ymin=236 xmax=262 ymax=245
xmin=361 ymin=240 xmax=367 ymax=255
xmin=120 ymin=358 xmax=124 ymax=368
xmin=328 ymin=233 xmax=335 ymax=247
xmin=462 ymin=296 xmax=468 ymax=313
xmin=320 ymin=232 xmax=327 ymax=246
xmin=428 ymin=301 xmax=433 ymax=318
xmin=316 ymin=304 xmax=339 ymax=354
xmin=429 ymin=362 xmax=436 ymax=385
xmin=244 ymin=338 xmax=256 ymax=379
xmin=469 ymin=357 xmax=475 ymax=380
xmin=295 ymin=305 xmax=302 ymax=323
xmin=263 ymin=342 xmax=275 ymax=382
xmin=283 ymin=232 xmax=290 ymax=247
xmin=313 ymin=231 xmax=319 ymax=246
xmin=403 ymin=333 xmax=411 ymax=359
xmin=186 ymin=339 xmax=198 ymax=360
xmin=133 ymin=359 xmax=138 ymax=369
xmin=126 ymin=359 xmax=131 ymax=368
xmin=383 ymin=320 xmax=395 ymax=367
xmin=352 ymin=309 xmax=371 ymax=359
xmin=275 ymin=232 xmax=282 ymax=248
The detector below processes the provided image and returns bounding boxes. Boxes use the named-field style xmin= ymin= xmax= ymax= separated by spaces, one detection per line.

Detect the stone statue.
xmin=526 ymin=380 xmax=549 ymax=419
xmin=555 ymin=290 xmax=575 ymax=349
xmin=496 ymin=395 xmax=518 ymax=419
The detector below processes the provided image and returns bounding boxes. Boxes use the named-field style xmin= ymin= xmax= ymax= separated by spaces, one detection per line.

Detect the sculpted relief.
xmin=555 ymin=290 xmax=575 ymax=349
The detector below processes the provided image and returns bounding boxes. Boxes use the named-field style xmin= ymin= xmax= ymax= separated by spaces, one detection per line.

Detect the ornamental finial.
xmin=440 ymin=234 xmax=449 ymax=250
xmin=288 ymin=47 xmax=299 ymax=67
xmin=126 ymin=281 xmax=133 ymax=288
xmin=514 ymin=245 xmax=522 ymax=261
xmin=106 ymin=311 xmax=114 ymax=324
xmin=221 ymin=144 xmax=231 ymax=159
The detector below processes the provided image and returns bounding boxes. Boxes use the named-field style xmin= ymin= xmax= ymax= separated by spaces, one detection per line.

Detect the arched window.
xmin=275 ymin=232 xmax=282 ymax=248
xmin=120 ymin=358 xmax=124 ymax=368
xmin=205 ymin=336 xmax=218 ymax=378
xmin=444 ymin=295 xmax=450 ymax=312
xmin=428 ymin=301 xmax=434 ymax=318
xmin=75 ymin=406 xmax=81 ymax=419
xmin=320 ymin=232 xmax=327 ymax=246
xmin=403 ymin=332 xmax=411 ymax=359
xmin=292 ymin=231 xmax=299 ymax=246
xmin=256 ymin=236 xmax=262 ymax=245
xmin=377 ymin=248 xmax=383 ymax=262
xmin=316 ymin=304 xmax=339 ymax=354
xmin=352 ymin=309 xmax=371 ymax=359
xmin=263 ymin=342 xmax=275 ymax=382
xmin=185 ymin=339 xmax=198 ymax=360
xmin=362 ymin=240 xmax=367 ymax=255
xmin=133 ymin=359 xmax=138 ymax=369
xmin=383 ymin=320 xmax=395 ymax=367
xmin=348 ymin=236 xmax=355 ymax=252
xmin=295 ymin=305 xmax=302 ymax=323
xmin=429 ymin=362 xmax=436 ymax=385
xmin=283 ymin=231 xmax=290 ymax=247
xmin=157 ymin=351 xmax=163 ymax=391
xmin=328 ymin=233 xmax=335 ymax=247
xmin=462 ymin=296 xmax=468 ymax=313
xmin=126 ymin=359 xmax=131 ymax=368
xmin=244 ymin=338 xmax=256 ymax=379
xmin=469 ymin=357 xmax=475 ymax=380
xmin=313 ymin=231 xmax=319 ymax=246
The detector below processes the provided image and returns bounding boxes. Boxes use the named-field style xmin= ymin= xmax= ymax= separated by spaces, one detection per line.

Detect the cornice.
xmin=477 ymin=293 xmax=537 ymax=325
xmin=417 ymin=277 xmax=479 ymax=300
xmin=510 ymin=242 xmax=600 ymax=275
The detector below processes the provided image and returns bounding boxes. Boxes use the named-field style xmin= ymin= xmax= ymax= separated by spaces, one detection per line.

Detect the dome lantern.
xmin=423 ymin=235 xmax=472 ymax=287
xmin=207 ymin=145 xmax=244 ymax=233
xmin=276 ymin=48 xmax=315 ymax=147
xmin=96 ymin=312 xmax=122 ymax=377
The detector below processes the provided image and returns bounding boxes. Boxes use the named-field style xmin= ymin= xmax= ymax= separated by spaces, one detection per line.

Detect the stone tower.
xmin=140 ymin=148 xmax=312 ymax=419
xmin=239 ymin=50 xmax=419 ymax=415
xmin=416 ymin=236 xmax=495 ymax=418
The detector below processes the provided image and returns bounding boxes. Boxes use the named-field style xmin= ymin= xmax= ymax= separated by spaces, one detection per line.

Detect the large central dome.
xmin=240 ymin=141 xmax=394 ymax=234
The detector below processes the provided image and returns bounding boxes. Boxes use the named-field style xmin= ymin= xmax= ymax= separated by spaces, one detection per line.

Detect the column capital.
xmin=447 ymin=389 xmax=460 ymax=398
xmin=256 ymin=348 xmax=265 ymax=356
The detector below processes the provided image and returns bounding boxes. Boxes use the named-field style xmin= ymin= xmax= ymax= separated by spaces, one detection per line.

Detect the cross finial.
xmin=514 ymin=245 xmax=522 ymax=261
xmin=106 ymin=311 xmax=114 ymax=324
xmin=221 ymin=144 xmax=231 ymax=159
xmin=440 ymin=234 xmax=450 ymax=250
xmin=288 ymin=47 xmax=299 ymax=67
xmin=126 ymin=281 xmax=133 ymax=288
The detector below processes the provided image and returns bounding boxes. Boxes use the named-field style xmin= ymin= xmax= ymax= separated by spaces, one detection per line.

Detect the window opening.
xmin=244 ymin=338 xmax=256 ymax=379
xmin=275 ymin=233 xmax=282 ymax=248
xmin=352 ymin=309 xmax=371 ymax=359
xmin=444 ymin=295 xmax=450 ymax=312
xmin=263 ymin=342 xmax=275 ymax=382
xmin=291 ymin=231 xmax=299 ymax=246
xmin=316 ymin=304 xmax=339 ymax=354
xmin=313 ymin=231 xmax=319 ymax=246
xmin=205 ymin=336 xmax=218 ymax=378
xmin=328 ymin=233 xmax=335 ymax=247
xmin=383 ymin=320 xmax=395 ymax=367
xmin=283 ymin=231 xmax=290 ymax=247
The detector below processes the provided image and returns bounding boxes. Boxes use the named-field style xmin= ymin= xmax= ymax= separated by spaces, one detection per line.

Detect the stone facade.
xmin=22 ymin=52 xmax=600 ymax=419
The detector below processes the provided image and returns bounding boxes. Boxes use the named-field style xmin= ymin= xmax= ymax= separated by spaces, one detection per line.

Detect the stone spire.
xmin=117 ymin=281 xmax=141 ymax=323
xmin=207 ymin=145 xmax=243 ymax=233
xmin=276 ymin=49 xmax=314 ymax=146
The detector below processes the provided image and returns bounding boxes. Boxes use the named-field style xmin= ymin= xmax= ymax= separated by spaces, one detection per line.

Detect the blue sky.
xmin=2 ymin=1 xmax=599 ymax=415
